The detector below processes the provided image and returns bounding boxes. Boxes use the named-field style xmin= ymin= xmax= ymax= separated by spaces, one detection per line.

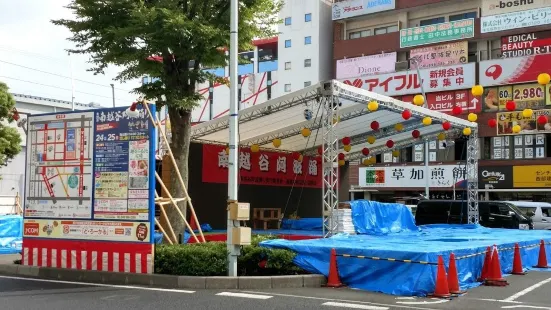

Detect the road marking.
xmin=322 ymin=301 xmax=389 ymax=310
xmin=0 ymin=275 xmax=195 ymax=294
xmin=475 ymin=298 xmax=522 ymax=304
xmin=502 ymin=306 xmax=551 ymax=309
xmin=503 ymin=276 xmax=551 ymax=302
xmin=216 ymin=292 xmax=273 ymax=300
xmin=396 ymin=299 xmax=449 ymax=305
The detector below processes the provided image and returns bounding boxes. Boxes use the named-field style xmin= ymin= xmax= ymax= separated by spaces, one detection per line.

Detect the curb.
xmin=0 ymin=265 xmax=326 ymax=289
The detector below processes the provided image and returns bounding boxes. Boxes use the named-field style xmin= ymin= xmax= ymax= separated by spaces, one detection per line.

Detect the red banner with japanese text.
xmin=201 ymin=144 xmax=322 ymax=188
xmin=401 ymin=89 xmax=481 ymax=114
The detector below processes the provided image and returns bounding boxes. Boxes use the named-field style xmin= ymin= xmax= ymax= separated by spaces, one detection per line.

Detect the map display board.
xmin=22 ymin=106 xmax=156 ymax=274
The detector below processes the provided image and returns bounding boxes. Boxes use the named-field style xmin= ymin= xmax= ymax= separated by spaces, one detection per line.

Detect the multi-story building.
xmin=332 ymin=0 xmax=551 ymax=203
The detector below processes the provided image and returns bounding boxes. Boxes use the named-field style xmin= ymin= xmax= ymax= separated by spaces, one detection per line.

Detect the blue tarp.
xmin=0 ymin=215 xmax=22 ymax=255
xmin=281 ymin=218 xmax=323 ymax=231
xmin=351 ymin=201 xmax=418 ymax=235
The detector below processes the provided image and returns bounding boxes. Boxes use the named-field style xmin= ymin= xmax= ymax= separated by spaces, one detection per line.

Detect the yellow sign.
xmin=497 ymin=109 xmax=551 ymax=135
xmin=23 ymin=219 xmax=150 ymax=242
xmin=94 ymin=172 xmax=128 ymax=199
xmin=513 ymin=165 xmax=551 ymax=188
xmin=484 ymin=83 xmax=546 ymax=112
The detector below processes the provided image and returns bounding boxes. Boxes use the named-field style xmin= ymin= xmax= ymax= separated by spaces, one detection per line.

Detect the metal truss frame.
xmin=466 ymin=129 xmax=479 ymax=224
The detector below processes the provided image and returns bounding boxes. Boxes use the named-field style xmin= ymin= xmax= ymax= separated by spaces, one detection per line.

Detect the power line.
xmin=0 ymin=46 xmax=66 ymax=63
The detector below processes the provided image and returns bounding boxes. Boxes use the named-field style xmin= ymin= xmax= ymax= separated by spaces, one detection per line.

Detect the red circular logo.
xmin=485 ymin=65 xmax=503 ymax=80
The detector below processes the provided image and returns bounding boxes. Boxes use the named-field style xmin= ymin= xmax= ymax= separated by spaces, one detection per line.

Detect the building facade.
xmin=333 ymin=0 xmax=551 ymax=202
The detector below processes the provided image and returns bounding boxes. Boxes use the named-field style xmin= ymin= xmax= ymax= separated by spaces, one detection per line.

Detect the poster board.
xmin=22 ymin=106 xmax=156 ymax=273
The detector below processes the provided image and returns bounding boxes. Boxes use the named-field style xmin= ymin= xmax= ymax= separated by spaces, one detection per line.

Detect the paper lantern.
xmin=298 ymin=154 xmax=303 ymax=162
xmin=371 ymin=121 xmax=380 ymax=131
xmin=392 ymin=150 xmax=400 ymax=158
xmin=488 ymin=118 xmax=497 ymax=128
xmin=338 ymin=159 xmax=345 ymax=166
xmin=342 ymin=136 xmax=351 ymax=145
xmin=422 ymin=117 xmax=432 ymax=126
xmin=225 ymin=146 xmax=230 ymax=155
xmin=471 ymin=85 xmax=484 ymax=97
xmin=506 ymin=100 xmax=516 ymax=111
xmin=538 ymin=115 xmax=548 ymax=125
xmin=522 ymin=109 xmax=533 ymax=118
xmin=367 ymin=136 xmax=376 ymax=144
xmin=250 ymin=144 xmax=260 ymax=153
xmin=343 ymin=144 xmax=352 ymax=152
xmin=437 ymin=132 xmax=446 ymax=141
xmin=512 ymin=125 xmax=521 ymax=133
xmin=301 ymin=128 xmax=311 ymax=137
xmin=386 ymin=140 xmax=394 ymax=148
xmin=370 ymin=156 xmax=377 ymax=164
xmin=402 ymin=110 xmax=412 ymax=120
xmin=412 ymin=129 xmax=420 ymax=139
xmin=463 ymin=127 xmax=472 ymax=136
xmin=338 ymin=153 xmax=345 ymax=160
xmin=394 ymin=123 xmax=404 ymax=131
xmin=362 ymin=147 xmax=370 ymax=156
xmin=467 ymin=113 xmax=478 ymax=122
xmin=272 ymin=138 xmax=282 ymax=148
xmin=538 ymin=73 xmax=551 ymax=85
xmin=413 ymin=94 xmax=425 ymax=106
xmin=317 ymin=145 xmax=323 ymax=155
xmin=442 ymin=122 xmax=451 ymax=130
xmin=367 ymin=101 xmax=378 ymax=112
xmin=452 ymin=106 xmax=462 ymax=115
xmin=362 ymin=158 xmax=370 ymax=166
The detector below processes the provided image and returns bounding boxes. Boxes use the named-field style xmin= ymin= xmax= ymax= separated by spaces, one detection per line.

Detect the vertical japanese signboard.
xmin=23 ymin=106 xmax=156 ymax=273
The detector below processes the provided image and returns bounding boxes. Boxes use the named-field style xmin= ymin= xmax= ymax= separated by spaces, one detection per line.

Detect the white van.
xmin=505 ymin=201 xmax=551 ymax=230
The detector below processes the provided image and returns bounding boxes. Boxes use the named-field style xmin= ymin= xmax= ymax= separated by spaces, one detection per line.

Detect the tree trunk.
xmin=163 ymin=106 xmax=192 ymax=242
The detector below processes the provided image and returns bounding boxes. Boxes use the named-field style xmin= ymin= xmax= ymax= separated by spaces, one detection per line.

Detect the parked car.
xmin=415 ymin=200 xmax=533 ymax=230
xmin=504 ymin=201 xmax=551 ymax=230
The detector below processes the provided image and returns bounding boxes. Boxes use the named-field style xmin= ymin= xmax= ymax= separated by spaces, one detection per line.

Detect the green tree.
xmin=0 ymin=82 xmax=22 ymax=169
xmin=53 ymin=0 xmax=282 ymax=235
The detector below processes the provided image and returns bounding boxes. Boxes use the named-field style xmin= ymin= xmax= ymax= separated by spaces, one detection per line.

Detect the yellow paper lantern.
xmin=467 ymin=113 xmax=478 ymax=122
xmin=225 ymin=146 xmax=230 ymax=155
xmin=422 ymin=117 xmax=432 ymax=126
xmin=250 ymin=144 xmax=260 ymax=153
xmin=522 ymin=109 xmax=533 ymax=118
xmin=413 ymin=94 xmax=425 ymax=106
xmin=301 ymin=127 xmax=311 ymax=137
xmin=338 ymin=159 xmax=345 ymax=166
xmin=394 ymin=123 xmax=404 ymax=131
xmin=367 ymin=101 xmax=379 ymax=112
xmin=362 ymin=158 xmax=370 ymax=166
xmin=437 ymin=132 xmax=446 ymax=141
xmin=298 ymin=154 xmax=304 ymax=162
xmin=471 ymin=85 xmax=484 ymax=97
xmin=538 ymin=73 xmax=551 ymax=86
xmin=272 ymin=138 xmax=281 ymax=148
xmin=463 ymin=127 xmax=472 ymax=136
xmin=392 ymin=150 xmax=400 ymax=158
xmin=367 ymin=136 xmax=376 ymax=144
xmin=512 ymin=125 xmax=521 ymax=133
xmin=370 ymin=156 xmax=377 ymax=164
xmin=343 ymin=144 xmax=352 ymax=152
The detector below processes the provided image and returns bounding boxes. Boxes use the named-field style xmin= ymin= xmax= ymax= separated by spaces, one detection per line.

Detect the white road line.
xmin=475 ymin=298 xmax=522 ymax=304
xmin=502 ymin=305 xmax=551 ymax=309
xmin=216 ymin=292 xmax=273 ymax=300
xmin=322 ymin=301 xmax=389 ymax=310
xmin=0 ymin=275 xmax=195 ymax=294
xmin=396 ymin=299 xmax=449 ymax=305
xmin=503 ymin=276 xmax=551 ymax=302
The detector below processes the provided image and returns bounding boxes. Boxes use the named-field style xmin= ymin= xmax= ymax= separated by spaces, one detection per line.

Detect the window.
xmin=348 ymin=29 xmax=371 ymax=40
xmin=304 ymin=81 xmax=311 ymax=87
xmin=304 ymin=59 xmax=311 ymax=67
xmin=305 ymin=13 xmax=312 ymax=22
xmin=285 ymin=39 xmax=291 ymax=48
xmin=284 ymin=84 xmax=291 ymax=92
xmin=284 ymin=17 xmax=291 ymax=25
xmin=449 ymin=12 xmax=477 ymax=22
xmin=420 ymin=17 xmax=445 ymax=26
xmin=305 ymin=36 xmax=312 ymax=45
xmin=285 ymin=62 xmax=291 ymax=70
xmin=374 ymin=25 xmax=399 ymax=35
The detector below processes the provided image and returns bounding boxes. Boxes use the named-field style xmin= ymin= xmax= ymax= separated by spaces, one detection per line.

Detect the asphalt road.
xmin=1 ymin=272 xmax=551 ymax=310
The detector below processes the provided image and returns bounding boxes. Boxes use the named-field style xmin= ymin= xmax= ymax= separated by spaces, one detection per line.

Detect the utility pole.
xmin=110 ymin=84 xmax=115 ymax=107
xmin=69 ymin=52 xmax=75 ymax=111
xmin=411 ymin=58 xmax=430 ymax=199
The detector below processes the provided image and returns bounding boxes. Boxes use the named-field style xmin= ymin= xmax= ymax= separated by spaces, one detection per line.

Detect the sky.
xmin=0 ymin=0 xmax=141 ymax=108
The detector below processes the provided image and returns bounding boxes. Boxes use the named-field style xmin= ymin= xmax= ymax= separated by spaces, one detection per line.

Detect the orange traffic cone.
xmin=484 ymin=246 xmax=508 ymax=286
xmin=430 ymin=255 xmax=451 ymax=298
xmin=478 ymin=246 xmax=492 ymax=282
xmin=448 ymin=253 xmax=463 ymax=295
xmin=326 ymin=248 xmax=343 ymax=287
xmin=512 ymin=243 xmax=525 ymax=275
xmin=533 ymin=240 xmax=550 ymax=268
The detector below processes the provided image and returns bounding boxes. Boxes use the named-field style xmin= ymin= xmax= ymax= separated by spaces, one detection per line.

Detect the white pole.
xmin=110 ymin=83 xmax=116 ymax=107
xmin=69 ymin=52 xmax=75 ymax=111
xmin=227 ymin=0 xmax=239 ymax=277
xmin=412 ymin=59 xmax=430 ymax=199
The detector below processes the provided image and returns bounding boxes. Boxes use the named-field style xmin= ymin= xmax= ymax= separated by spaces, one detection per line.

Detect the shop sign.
xmin=400 ymin=19 xmax=474 ymax=48
xmin=336 ymin=52 xmax=397 ymax=79
xmin=202 ymin=144 xmax=322 ymax=188
xmin=479 ymin=53 xmax=551 ymax=86
xmin=478 ymin=166 xmax=513 ymax=189
xmin=501 ymin=31 xmax=551 ymax=58
xmin=332 ymin=0 xmax=395 ymax=21
xmin=410 ymin=41 xmax=468 ymax=69
xmin=482 ymin=82 xmax=546 ymax=112
xmin=497 ymin=109 xmax=551 ymax=135
xmin=482 ymin=0 xmax=551 ymax=16
xmin=358 ymin=165 xmax=466 ymax=188
xmin=341 ymin=63 xmax=475 ymax=97
xmin=513 ymin=165 xmax=551 ymax=188
xmin=401 ymin=89 xmax=481 ymax=114
xmin=481 ymin=7 xmax=551 ymax=33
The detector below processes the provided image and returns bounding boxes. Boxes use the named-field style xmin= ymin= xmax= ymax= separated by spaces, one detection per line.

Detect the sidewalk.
xmin=0 ymin=254 xmax=19 ymax=265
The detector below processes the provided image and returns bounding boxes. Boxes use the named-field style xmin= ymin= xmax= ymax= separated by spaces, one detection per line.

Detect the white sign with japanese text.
xmin=481 ymin=0 xmax=551 ymax=17
xmin=358 ymin=165 xmax=467 ymax=188
xmin=481 ymin=7 xmax=551 ymax=33
xmin=332 ymin=0 xmax=395 ymax=20
xmin=340 ymin=63 xmax=475 ymax=97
